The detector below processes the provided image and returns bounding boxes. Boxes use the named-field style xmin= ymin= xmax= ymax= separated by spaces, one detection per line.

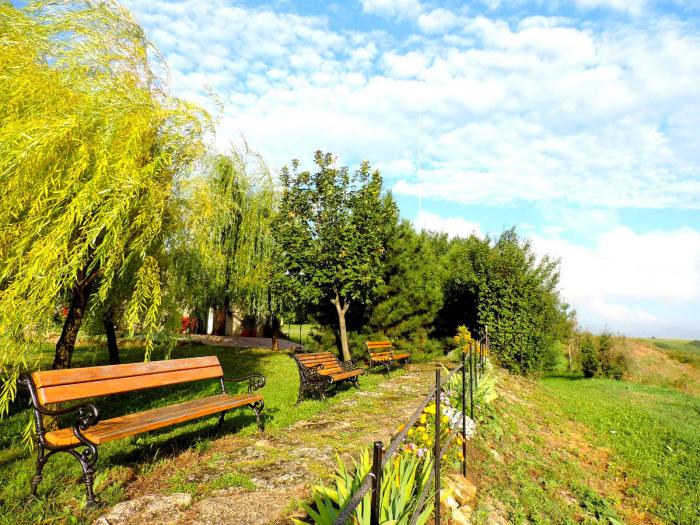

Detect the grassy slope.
xmin=0 ymin=341 xmax=392 ymax=524
xmin=471 ymin=370 xmax=700 ymax=525
xmin=637 ymin=338 xmax=700 ymax=370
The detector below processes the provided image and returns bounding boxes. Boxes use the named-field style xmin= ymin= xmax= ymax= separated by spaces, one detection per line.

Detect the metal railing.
xmin=332 ymin=334 xmax=489 ymax=525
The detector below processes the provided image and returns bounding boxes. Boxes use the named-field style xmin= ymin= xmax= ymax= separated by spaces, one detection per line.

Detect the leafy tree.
xmin=0 ymin=1 xmax=208 ymax=412
xmin=369 ymin=210 xmax=444 ymax=341
xmin=435 ymin=229 xmax=568 ymax=374
xmin=171 ymin=149 xmax=276 ymax=332
xmin=273 ymin=151 xmax=388 ymax=361
xmin=579 ymin=333 xmax=599 ymax=378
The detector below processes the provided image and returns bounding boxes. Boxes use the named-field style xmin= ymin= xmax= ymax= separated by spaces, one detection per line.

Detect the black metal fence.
xmin=332 ymin=334 xmax=489 ymax=525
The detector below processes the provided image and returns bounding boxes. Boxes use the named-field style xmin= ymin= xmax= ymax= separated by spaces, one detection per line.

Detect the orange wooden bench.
xmin=366 ymin=341 xmax=411 ymax=373
xmin=18 ymin=356 xmax=265 ymax=506
xmin=290 ymin=351 xmax=364 ymax=402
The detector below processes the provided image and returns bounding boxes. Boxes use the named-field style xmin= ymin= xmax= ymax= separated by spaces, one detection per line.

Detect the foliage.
xmin=273 ymin=151 xmax=389 ymax=361
xmin=597 ymin=332 xmax=629 ymax=380
xmin=578 ymin=333 xmax=599 ymax=378
xmin=171 ymin=148 xmax=276 ymax=322
xmin=295 ymin=447 xmax=434 ymax=525
xmin=436 ymin=229 xmax=569 ymax=375
xmin=0 ymin=0 xmax=209 ymax=408
xmin=368 ymin=211 xmax=444 ymax=341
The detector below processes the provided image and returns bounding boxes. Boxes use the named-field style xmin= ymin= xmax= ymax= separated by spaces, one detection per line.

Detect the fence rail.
xmin=332 ymin=331 xmax=489 ymax=525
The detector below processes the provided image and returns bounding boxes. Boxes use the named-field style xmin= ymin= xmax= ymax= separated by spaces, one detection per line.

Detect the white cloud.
xmin=417 ymin=8 xmax=464 ymax=34
xmin=532 ymin=226 xmax=700 ymax=332
xmin=574 ymin=0 xmax=648 ymax=16
xmin=360 ymin=0 xmax=422 ymax=19
xmin=413 ymin=211 xmax=482 ymax=238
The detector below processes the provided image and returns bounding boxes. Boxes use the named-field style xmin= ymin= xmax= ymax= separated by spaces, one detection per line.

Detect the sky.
xmin=119 ymin=0 xmax=700 ymax=339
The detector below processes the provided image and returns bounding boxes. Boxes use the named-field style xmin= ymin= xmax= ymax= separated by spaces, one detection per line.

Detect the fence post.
xmin=469 ymin=342 xmax=474 ymax=421
xmin=461 ymin=350 xmax=467 ymax=477
xmin=370 ymin=440 xmax=383 ymax=525
xmin=434 ymin=369 xmax=441 ymax=525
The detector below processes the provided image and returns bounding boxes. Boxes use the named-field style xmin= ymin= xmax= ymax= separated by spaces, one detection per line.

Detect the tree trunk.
xmin=332 ymin=291 xmax=351 ymax=362
xmin=104 ymin=310 xmax=120 ymax=365
xmin=53 ymin=281 xmax=91 ymax=369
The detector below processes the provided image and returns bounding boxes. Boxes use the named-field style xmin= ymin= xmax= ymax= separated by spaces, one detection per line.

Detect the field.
xmin=637 ymin=338 xmax=700 ymax=370
xmin=0 ymin=341 xmax=394 ymax=524
xmin=470 ymin=359 xmax=700 ymax=524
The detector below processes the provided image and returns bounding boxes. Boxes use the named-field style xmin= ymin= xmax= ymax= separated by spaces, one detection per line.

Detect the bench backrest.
xmin=293 ymin=352 xmax=343 ymax=374
xmin=31 ymin=356 xmax=223 ymax=405
xmin=366 ymin=341 xmax=393 ymax=354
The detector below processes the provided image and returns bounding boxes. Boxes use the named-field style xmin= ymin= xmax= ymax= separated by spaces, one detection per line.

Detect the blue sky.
xmin=120 ymin=0 xmax=700 ymax=338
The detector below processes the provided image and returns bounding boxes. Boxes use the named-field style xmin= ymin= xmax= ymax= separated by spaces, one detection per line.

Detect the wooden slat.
xmin=296 ymin=353 xmax=334 ymax=361
xmin=393 ymin=353 xmax=410 ymax=360
xmin=318 ymin=367 xmax=344 ymax=375
xmin=43 ymin=393 xmax=261 ymax=447
xmin=37 ymin=365 xmax=224 ymax=404
xmin=326 ymin=369 xmax=364 ymax=382
xmin=366 ymin=341 xmax=392 ymax=349
xmin=33 ymin=357 xmax=220 ymax=388
xmin=369 ymin=351 xmax=394 ymax=358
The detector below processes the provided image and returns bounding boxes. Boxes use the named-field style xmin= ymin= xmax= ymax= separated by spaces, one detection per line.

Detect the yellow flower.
xmin=458 ymin=451 xmax=464 ymax=460
xmin=417 ymin=426 xmax=426 ymax=433
xmin=441 ymin=415 xmax=449 ymax=425
xmin=408 ymin=428 xmax=414 ymax=437
xmin=422 ymin=434 xmax=431 ymax=443
xmin=420 ymin=414 xmax=427 ymax=424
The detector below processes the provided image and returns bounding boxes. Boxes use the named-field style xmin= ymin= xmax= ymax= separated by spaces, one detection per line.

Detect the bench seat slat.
xmin=324 ymin=369 xmax=364 ymax=382
xmin=44 ymin=393 xmax=261 ymax=447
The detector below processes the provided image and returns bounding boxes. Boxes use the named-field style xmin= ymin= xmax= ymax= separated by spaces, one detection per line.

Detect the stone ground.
xmin=94 ymin=363 xmax=439 ymax=525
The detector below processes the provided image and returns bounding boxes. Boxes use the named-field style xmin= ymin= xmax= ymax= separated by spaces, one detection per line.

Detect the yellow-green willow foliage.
xmin=0 ymin=1 xmax=210 ymax=413
xmin=172 ymin=148 xmax=276 ymax=322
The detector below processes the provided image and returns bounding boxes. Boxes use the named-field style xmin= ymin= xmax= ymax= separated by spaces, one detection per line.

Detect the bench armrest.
xmin=223 ymin=374 xmax=266 ymax=394
xmin=18 ymin=373 xmax=101 ymax=430
xmin=340 ymin=360 xmax=358 ymax=372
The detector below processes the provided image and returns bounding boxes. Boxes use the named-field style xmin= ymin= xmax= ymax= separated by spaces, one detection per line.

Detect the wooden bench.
xmin=290 ymin=351 xmax=364 ymax=402
xmin=18 ymin=356 xmax=265 ymax=506
xmin=366 ymin=341 xmax=411 ymax=373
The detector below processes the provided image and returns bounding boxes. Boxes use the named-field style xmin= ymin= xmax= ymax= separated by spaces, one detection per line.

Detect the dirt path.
xmin=187 ymin=334 xmax=302 ymax=351
xmin=95 ymin=363 xmax=439 ymax=525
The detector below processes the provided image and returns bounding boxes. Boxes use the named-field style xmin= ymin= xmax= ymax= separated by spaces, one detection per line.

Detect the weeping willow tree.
xmin=171 ymin=147 xmax=277 ymax=338
xmin=0 ymin=1 xmax=210 ymax=414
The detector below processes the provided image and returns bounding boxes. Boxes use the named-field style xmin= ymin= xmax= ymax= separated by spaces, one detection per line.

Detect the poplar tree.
xmin=0 ymin=1 xmax=209 ymax=414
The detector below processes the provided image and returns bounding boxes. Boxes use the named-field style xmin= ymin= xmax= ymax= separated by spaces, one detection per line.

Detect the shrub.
xmin=579 ymin=333 xmax=599 ymax=378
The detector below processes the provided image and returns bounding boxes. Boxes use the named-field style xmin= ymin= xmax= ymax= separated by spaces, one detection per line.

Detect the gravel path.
xmin=94 ymin=363 xmax=439 ymax=525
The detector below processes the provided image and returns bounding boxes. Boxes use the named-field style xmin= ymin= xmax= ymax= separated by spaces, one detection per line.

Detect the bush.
xmin=598 ymin=332 xmax=629 ymax=380
xmin=295 ymin=448 xmax=434 ymax=525
xmin=579 ymin=333 xmax=599 ymax=378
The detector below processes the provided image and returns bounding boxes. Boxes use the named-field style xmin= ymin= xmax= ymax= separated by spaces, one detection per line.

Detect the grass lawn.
xmin=0 ymin=340 xmax=395 ymax=524
xmin=471 ymin=370 xmax=700 ymax=525
xmin=543 ymin=374 xmax=700 ymax=525
xmin=637 ymin=338 xmax=700 ymax=370
xmin=281 ymin=323 xmax=318 ymax=346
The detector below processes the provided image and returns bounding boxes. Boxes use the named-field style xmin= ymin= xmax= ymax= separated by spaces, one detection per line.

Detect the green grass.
xmin=542 ymin=374 xmax=700 ymax=525
xmin=638 ymin=338 xmax=700 ymax=370
xmin=0 ymin=341 xmax=393 ymax=524
xmin=472 ymin=369 xmax=699 ymax=525
xmin=281 ymin=323 xmax=318 ymax=346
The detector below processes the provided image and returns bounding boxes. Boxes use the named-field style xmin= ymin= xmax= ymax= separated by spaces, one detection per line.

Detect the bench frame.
xmin=289 ymin=352 xmax=363 ymax=403
xmin=366 ymin=341 xmax=411 ymax=373
xmin=18 ymin=364 xmax=265 ymax=507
